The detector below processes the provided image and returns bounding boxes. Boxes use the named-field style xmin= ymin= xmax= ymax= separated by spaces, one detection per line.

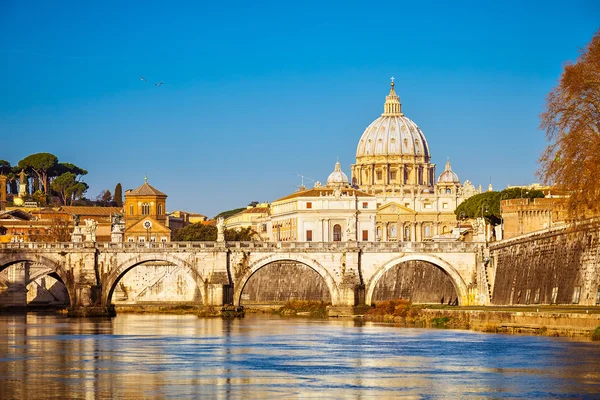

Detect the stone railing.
xmin=0 ymin=240 xmax=481 ymax=253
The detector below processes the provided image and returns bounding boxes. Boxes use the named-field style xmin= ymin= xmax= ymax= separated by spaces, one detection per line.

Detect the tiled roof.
xmin=60 ymin=206 xmax=122 ymax=216
xmin=274 ymin=187 xmax=373 ymax=202
xmin=127 ymin=182 xmax=167 ymax=197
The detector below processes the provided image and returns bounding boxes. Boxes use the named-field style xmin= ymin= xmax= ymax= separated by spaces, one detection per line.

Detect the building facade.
xmin=123 ymin=179 xmax=170 ymax=242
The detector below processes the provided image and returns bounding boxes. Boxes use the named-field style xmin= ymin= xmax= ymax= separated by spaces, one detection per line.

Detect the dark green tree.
xmin=50 ymin=173 xmax=89 ymax=205
xmin=455 ymin=189 xmax=545 ymax=226
xmin=114 ymin=183 xmax=123 ymax=207
xmin=172 ymin=223 xmax=217 ymax=241
xmin=0 ymin=160 xmax=11 ymax=175
xmin=51 ymin=172 xmax=77 ymax=205
xmin=17 ymin=153 xmax=58 ymax=194
xmin=214 ymin=207 xmax=246 ymax=220
xmin=225 ymin=227 xmax=259 ymax=241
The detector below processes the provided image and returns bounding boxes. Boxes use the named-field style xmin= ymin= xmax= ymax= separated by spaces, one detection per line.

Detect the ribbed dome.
xmin=356 ymin=82 xmax=430 ymax=159
xmin=437 ymin=160 xmax=460 ymax=183
xmin=326 ymin=161 xmax=349 ymax=186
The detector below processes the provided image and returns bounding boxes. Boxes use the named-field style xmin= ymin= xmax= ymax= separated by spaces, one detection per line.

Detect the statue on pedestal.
xmin=216 ymin=217 xmax=225 ymax=242
xmin=84 ymin=218 xmax=98 ymax=242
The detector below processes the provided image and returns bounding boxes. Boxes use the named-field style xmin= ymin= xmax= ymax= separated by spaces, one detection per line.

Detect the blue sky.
xmin=1 ymin=1 xmax=598 ymax=217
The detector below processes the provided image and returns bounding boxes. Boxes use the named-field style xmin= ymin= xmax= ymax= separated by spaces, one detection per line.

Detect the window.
xmin=424 ymin=203 xmax=432 ymax=209
xmin=551 ymin=286 xmax=559 ymax=304
xmin=161 ymin=237 xmax=168 ymax=242
xmin=150 ymin=237 xmax=156 ymax=242
xmin=525 ymin=289 xmax=531 ymax=305
xmin=130 ymin=204 xmax=134 ymax=215
xmin=572 ymin=286 xmax=581 ymax=304
xmin=446 ymin=188 xmax=452 ymax=194
xmin=362 ymin=202 xmax=368 ymax=209
xmin=158 ymin=204 xmax=163 ymax=215
xmin=424 ymin=225 xmax=431 ymax=238
xmin=442 ymin=203 xmax=448 ymax=209
xmin=404 ymin=226 xmax=411 ymax=241
xmin=333 ymin=224 xmax=342 ymax=241
xmin=306 ymin=202 xmax=312 ymax=209
xmin=142 ymin=203 xmax=150 ymax=215
xmin=596 ymin=287 xmax=600 ymax=305
xmin=306 ymin=230 xmax=313 ymax=242
xmin=377 ymin=171 xmax=382 ymax=181
xmin=362 ymin=230 xmax=368 ymax=241
xmin=390 ymin=171 xmax=396 ymax=180
xmin=534 ymin=288 xmax=540 ymax=304
xmin=389 ymin=225 xmax=396 ymax=238
xmin=128 ymin=237 xmax=134 ymax=242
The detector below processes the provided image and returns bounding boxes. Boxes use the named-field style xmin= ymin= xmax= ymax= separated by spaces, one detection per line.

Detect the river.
xmin=1 ymin=313 xmax=599 ymax=399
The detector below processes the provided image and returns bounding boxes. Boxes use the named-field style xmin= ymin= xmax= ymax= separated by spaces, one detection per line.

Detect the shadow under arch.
xmin=233 ymin=253 xmax=339 ymax=306
xmin=365 ymin=254 xmax=469 ymax=306
xmin=104 ymin=254 xmax=206 ymax=305
xmin=0 ymin=254 xmax=73 ymax=304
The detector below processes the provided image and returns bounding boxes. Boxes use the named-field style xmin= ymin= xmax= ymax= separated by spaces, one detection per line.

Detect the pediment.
xmin=126 ymin=218 xmax=171 ymax=234
xmin=377 ymin=202 xmax=417 ymax=215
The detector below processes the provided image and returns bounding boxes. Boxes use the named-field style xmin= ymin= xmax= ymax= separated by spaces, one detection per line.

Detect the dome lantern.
xmin=383 ymin=77 xmax=403 ymax=116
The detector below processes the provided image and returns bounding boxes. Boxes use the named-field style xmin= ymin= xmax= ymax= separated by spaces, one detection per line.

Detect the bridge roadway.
xmin=0 ymin=240 xmax=486 ymax=316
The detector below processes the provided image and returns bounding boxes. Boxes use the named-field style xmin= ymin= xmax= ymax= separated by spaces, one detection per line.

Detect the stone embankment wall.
xmin=420 ymin=309 xmax=600 ymax=336
xmin=490 ymin=221 xmax=600 ymax=306
xmin=372 ymin=260 xmax=457 ymax=304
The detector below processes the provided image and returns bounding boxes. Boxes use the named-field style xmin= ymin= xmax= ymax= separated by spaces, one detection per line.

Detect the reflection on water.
xmin=1 ymin=314 xmax=600 ymax=399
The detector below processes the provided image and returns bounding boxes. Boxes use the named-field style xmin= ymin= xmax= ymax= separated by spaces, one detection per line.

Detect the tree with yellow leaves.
xmin=539 ymin=30 xmax=600 ymax=217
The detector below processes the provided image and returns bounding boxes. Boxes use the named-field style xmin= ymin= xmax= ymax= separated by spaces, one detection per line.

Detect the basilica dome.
xmin=351 ymin=81 xmax=436 ymax=194
xmin=355 ymin=82 xmax=430 ymax=160
xmin=326 ymin=161 xmax=349 ymax=186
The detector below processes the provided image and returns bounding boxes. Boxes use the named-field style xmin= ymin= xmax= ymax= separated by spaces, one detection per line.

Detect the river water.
xmin=1 ymin=314 xmax=599 ymax=399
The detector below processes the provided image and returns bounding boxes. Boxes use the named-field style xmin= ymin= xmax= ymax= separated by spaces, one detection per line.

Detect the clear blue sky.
xmin=1 ymin=1 xmax=598 ymax=217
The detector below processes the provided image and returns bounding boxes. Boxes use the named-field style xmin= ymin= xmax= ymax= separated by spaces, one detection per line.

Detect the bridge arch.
xmin=104 ymin=254 xmax=206 ymax=305
xmin=233 ymin=253 xmax=339 ymax=306
xmin=0 ymin=254 xmax=70 ymax=285
xmin=365 ymin=254 xmax=469 ymax=306
xmin=0 ymin=254 xmax=72 ymax=304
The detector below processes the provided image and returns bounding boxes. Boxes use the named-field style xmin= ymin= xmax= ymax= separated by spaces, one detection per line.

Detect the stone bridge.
xmin=489 ymin=219 xmax=600 ymax=306
xmin=0 ymin=240 xmax=485 ymax=315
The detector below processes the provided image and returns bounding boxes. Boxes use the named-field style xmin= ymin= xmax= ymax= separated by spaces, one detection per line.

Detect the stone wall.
xmin=490 ymin=221 xmax=600 ymax=306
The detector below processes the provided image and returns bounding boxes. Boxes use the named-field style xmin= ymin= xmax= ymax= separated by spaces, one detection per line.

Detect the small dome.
xmin=327 ymin=161 xmax=349 ymax=186
xmin=437 ymin=160 xmax=460 ymax=184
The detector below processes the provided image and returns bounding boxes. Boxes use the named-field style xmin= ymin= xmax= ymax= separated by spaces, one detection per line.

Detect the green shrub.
xmin=431 ymin=316 xmax=450 ymax=328
xmin=592 ymin=326 xmax=600 ymax=341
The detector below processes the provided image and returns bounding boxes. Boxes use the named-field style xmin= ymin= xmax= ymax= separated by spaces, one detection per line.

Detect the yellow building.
xmin=225 ymin=203 xmax=270 ymax=240
xmin=123 ymin=179 xmax=171 ymax=242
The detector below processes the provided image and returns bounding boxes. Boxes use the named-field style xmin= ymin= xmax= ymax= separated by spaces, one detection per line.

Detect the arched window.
xmin=446 ymin=188 xmax=452 ymax=194
xmin=404 ymin=226 xmax=411 ymax=241
xmin=142 ymin=203 xmax=150 ymax=215
xmin=424 ymin=225 xmax=431 ymax=238
xmin=376 ymin=226 xmax=381 ymax=240
xmin=442 ymin=226 xmax=449 ymax=234
xmin=333 ymin=224 xmax=342 ymax=241
xmin=158 ymin=204 xmax=162 ymax=215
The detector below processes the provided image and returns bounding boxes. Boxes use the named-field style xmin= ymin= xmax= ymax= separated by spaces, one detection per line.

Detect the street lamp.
xmin=481 ymin=201 xmax=489 ymax=244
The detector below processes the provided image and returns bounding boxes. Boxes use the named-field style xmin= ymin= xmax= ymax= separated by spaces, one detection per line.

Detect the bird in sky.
xmin=140 ymin=76 xmax=146 ymax=82
xmin=155 ymin=82 xmax=163 ymax=87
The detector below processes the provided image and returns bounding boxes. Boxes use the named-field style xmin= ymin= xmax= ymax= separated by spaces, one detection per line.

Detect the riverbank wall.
xmin=416 ymin=309 xmax=600 ymax=336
